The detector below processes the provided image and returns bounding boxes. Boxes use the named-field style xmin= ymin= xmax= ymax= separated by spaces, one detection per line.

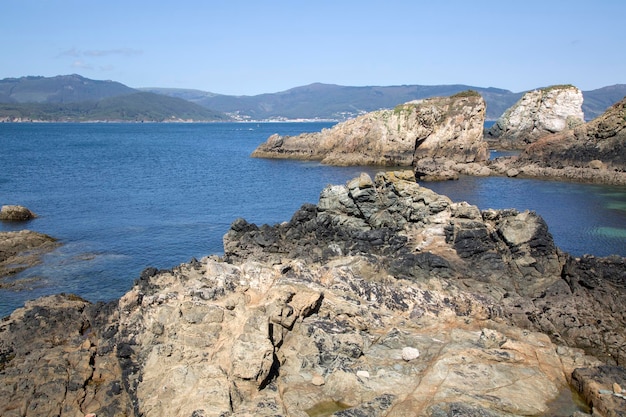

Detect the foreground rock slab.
xmin=0 ymin=259 xmax=602 ymax=417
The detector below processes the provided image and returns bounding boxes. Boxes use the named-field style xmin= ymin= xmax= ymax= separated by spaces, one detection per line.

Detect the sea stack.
xmin=486 ymin=85 xmax=585 ymax=149
xmin=503 ymin=95 xmax=626 ymax=184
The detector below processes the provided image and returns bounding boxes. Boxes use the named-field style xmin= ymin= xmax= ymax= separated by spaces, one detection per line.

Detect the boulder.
xmin=252 ymin=91 xmax=488 ymax=167
xmin=486 ymin=85 xmax=585 ymax=148
xmin=0 ymin=205 xmax=37 ymax=221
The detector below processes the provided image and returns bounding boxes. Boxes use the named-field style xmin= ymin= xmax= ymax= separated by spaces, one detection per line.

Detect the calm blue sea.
xmin=1 ymin=122 xmax=625 ymax=316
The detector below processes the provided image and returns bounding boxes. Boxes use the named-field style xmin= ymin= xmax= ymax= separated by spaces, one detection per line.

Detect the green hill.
xmin=0 ymin=75 xmax=230 ymax=122
xmin=0 ymin=74 xmax=136 ymax=103
xmin=581 ymin=84 xmax=626 ymax=120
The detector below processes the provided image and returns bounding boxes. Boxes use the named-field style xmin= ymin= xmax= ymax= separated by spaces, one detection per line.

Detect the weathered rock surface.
xmin=1 ymin=171 xmax=624 ymax=417
xmin=0 ymin=230 xmax=59 ymax=280
xmin=0 ymin=255 xmax=602 ymax=417
xmin=486 ymin=85 xmax=585 ymax=149
xmin=252 ymin=92 xmax=488 ymax=167
xmin=0 ymin=205 xmax=37 ymax=221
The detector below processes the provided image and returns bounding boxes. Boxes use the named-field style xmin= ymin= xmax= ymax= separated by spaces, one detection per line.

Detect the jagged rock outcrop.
xmin=1 ymin=171 xmax=625 ymax=417
xmin=486 ymin=85 xmax=585 ymax=149
xmin=0 ymin=230 xmax=59 ymax=281
xmin=0 ymin=205 xmax=37 ymax=221
xmin=252 ymin=92 xmax=488 ymax=167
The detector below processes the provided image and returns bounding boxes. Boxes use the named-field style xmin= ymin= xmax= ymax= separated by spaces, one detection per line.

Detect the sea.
xmin=1 ymin=122 xmax=625 ymax=317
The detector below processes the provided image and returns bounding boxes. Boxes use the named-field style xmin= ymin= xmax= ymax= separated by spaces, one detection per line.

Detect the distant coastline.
xmin=2 ymin=74 xmax=625 ymax=123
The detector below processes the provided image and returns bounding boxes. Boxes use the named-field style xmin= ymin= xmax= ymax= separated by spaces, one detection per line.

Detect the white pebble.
xmin=402 ymin=347 xmax=420 ymax=361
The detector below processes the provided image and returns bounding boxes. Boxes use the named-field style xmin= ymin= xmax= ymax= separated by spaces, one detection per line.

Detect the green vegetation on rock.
xmin=451 ymin=89 xmax=481 ymax=98
xmin=0 ymin=92 xmax=230 ymax=122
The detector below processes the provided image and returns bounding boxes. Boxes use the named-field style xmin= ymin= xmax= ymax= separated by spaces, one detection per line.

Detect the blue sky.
xmin=2 ymin=0 xmax=624 ymax=95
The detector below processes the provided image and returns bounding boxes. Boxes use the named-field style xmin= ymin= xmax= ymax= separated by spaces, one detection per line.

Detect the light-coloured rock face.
xmin=252 ymin=92 xmax=488 ymax=166
xmin=486 ymin=85 xmax=585 ymax=148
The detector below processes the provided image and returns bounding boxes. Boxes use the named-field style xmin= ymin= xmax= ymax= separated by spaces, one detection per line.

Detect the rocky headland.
xmin=252 ymin=91 xmax=488 ymax=167
xmin=485 ymin=85 xmax=586 ymax=149
xmin=1 ymin=171 xmax=624 ymax=417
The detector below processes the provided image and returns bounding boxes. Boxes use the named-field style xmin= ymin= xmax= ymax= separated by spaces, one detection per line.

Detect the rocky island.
xmin=252 ymin=91 xmax=488 ymax=168
xmin=1 ymin=172 xmax=625 ymax=417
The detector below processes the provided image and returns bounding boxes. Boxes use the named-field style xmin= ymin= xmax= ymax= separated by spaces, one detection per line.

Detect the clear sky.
xmin=2 ymin=0 xmax=624 ymax=96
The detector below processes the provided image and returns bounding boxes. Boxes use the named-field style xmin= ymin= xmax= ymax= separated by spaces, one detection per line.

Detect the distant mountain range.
xmin=143 ymin=84 xmax=524 ymax=121
xmin=1 ymin=74 xmax=624 ymax=122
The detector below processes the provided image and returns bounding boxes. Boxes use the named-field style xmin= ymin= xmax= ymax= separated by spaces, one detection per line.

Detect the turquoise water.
xmin=0 ymin=123 xmax=624 ymax=316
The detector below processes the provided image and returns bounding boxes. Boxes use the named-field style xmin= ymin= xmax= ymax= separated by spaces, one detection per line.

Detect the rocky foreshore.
xmin=1 ymin=171 xmax=624 ymax=417
xmin=0 ymin=205 xmax=60 ymax=288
